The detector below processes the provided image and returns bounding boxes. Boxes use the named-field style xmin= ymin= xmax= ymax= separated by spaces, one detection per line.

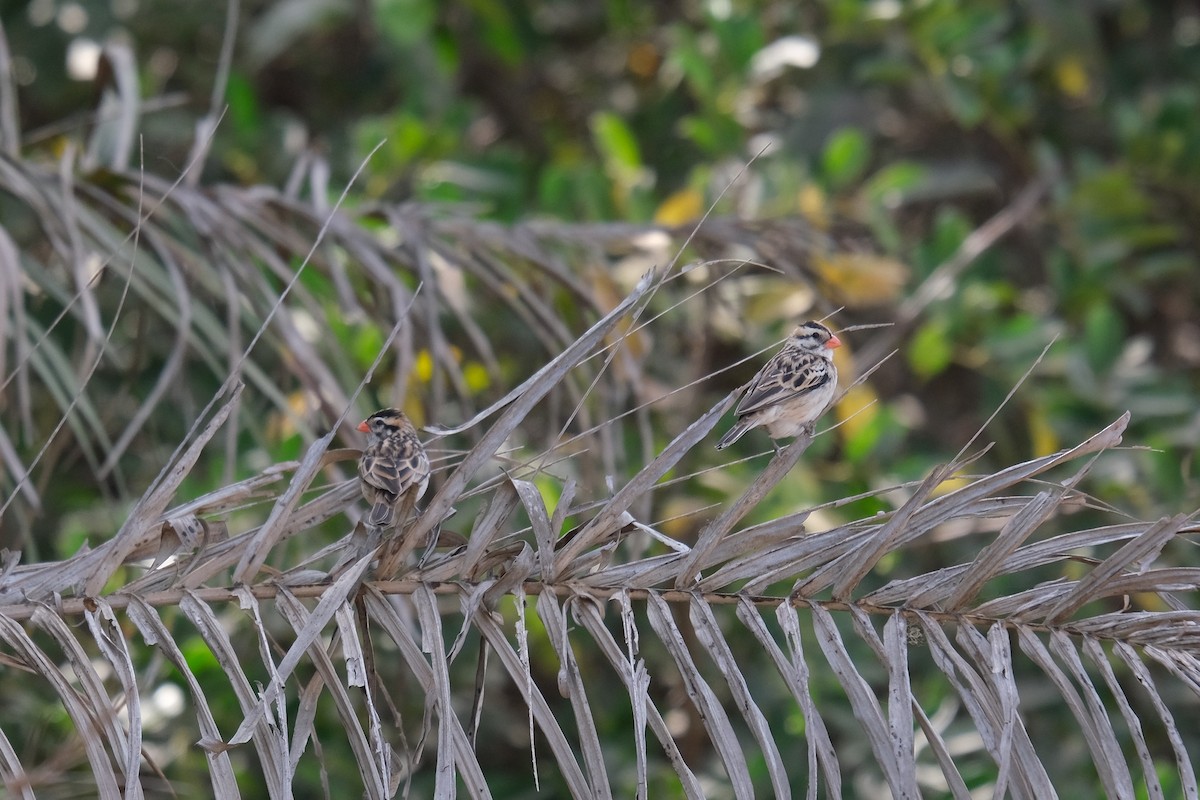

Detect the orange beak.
xmin=826 ymin=335 xmax=843 ymax=349
xmin=356 ymin=420 xmax=370 ymax=433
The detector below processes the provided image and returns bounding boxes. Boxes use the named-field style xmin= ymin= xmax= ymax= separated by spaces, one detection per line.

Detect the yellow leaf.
xmin=659 ymin=497 xmax=718 ymax=540
xmin=654 ymin=188 xmax=704 ymax=226
xmin=1028 ymin=407 xmax=1059 ymax=457
xmin=463 ymin=361 xmax=490 ymax=393
xmin=834 ymin=383 xmax=878 ymax=442
xmin=931 ymin=474 xmax=972 ymax=497
xmin=1054 ymin=57 xmax=1090 ymax=100
xmin=1132 ymin=592 xmax=1169 ymax=612
xmin=402 ymin=398 xmax=427 ymax=428
xmin=627 ymin=41 xmax=661 ymax=79
xmin=414 ymin=349 xmax=434 ymax=382
xmin=813 ymin=252 xmax=909 ymax=307
xmin=797 ymin=183 xmax=830 ymax=229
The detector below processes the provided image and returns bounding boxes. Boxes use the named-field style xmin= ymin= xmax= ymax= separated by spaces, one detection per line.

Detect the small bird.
xmin=716 ymin=320 xmax=842 ymax=450
xmin=356 ymin=408 xmax=431 ymax=528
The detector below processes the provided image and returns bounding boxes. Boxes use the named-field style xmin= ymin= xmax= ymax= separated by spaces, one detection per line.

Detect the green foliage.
xmin=820 ymin=127 xmax=872 ymax=190
xmin=908 ymin=319 xmax=954 ymax=379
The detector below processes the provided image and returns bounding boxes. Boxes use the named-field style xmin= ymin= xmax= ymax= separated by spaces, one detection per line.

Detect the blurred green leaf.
xmin=841 ymin=404 xmax=891 ymax=464
xmin=537 ymin=160 xmax=614 ymax=219
xmin=912 ymin=207 xmax=972 ymax=278
xmin=711 ymin=13 xmax=765 ymax=72
xmin=821 ymin=127 xmax=871 ymax=190
xmin=943 ymin=74 xmax=986 ymax=127
xmin=468 ymin=0 xmax=523 ymax=65
xmin=666 ymin=27 xmax=715 ymax=100
xmin=678 ymin=114 xmax=743 ymax=154
xmin=1083 ymin=304 xmax=1124 ymax=375
xmin=225 ymin=72 xmax=262 ymax=137
xmin=591 ymin=111 xmax=642 ymax=173
xmin=1072 ymin=166 xmax=1150 ymax=222
xmin=860 ymin=161 xmax=927 ymax=207
xmin=981 ymin=310 xmax=1043 ymax=362
xmin=375 ymin=0 xmax=437 ymax=45
xmin=908 ymin=318 xmax=954 ymax=379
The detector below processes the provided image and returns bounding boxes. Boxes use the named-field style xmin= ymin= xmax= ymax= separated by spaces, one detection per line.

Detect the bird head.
xmin=357 ymin=408 xmax=410 ymax=440
xmin=790 ymin=321 xmax=842 ymax=353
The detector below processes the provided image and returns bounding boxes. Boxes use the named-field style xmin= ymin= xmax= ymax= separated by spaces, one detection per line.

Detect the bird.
xmin=716 ymin=320 xmax=842 ymax=450
xmin=356 ymin=408 xmax=431 ymax=529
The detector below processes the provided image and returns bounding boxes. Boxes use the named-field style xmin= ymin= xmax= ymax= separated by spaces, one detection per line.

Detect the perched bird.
xmin=716 ymin=321 xmax=842 ymax=450
xmin=356 ymin=408 xmax=431 ymax=528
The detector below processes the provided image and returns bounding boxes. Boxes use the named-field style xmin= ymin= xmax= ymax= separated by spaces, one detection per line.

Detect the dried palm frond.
xmin=1 ymin=117 xmax=1196 ymax=798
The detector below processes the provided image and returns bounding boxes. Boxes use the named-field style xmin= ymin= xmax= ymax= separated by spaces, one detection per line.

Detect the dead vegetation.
xmin=0 ymin=130 xmax=1198 ymax=798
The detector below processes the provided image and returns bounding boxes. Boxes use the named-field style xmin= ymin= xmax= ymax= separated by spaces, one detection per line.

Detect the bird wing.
xmin=360 ymin=435 xmax=430 ymax=502
xmin=735 ymin=349 xmax=832 ymax=416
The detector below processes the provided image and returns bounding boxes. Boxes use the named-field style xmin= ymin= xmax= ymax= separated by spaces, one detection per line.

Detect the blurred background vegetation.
xmin=2 ymin=0 xmax=1200 ymax=795
xmin=7 ymin=0 xmax=1197 ymax=505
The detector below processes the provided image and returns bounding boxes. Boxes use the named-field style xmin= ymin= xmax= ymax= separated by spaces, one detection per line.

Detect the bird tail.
xmin=367 ymin=502 xmax=394 ymax=529
xmin=715 ymin=419 xmax=753 ymax=450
